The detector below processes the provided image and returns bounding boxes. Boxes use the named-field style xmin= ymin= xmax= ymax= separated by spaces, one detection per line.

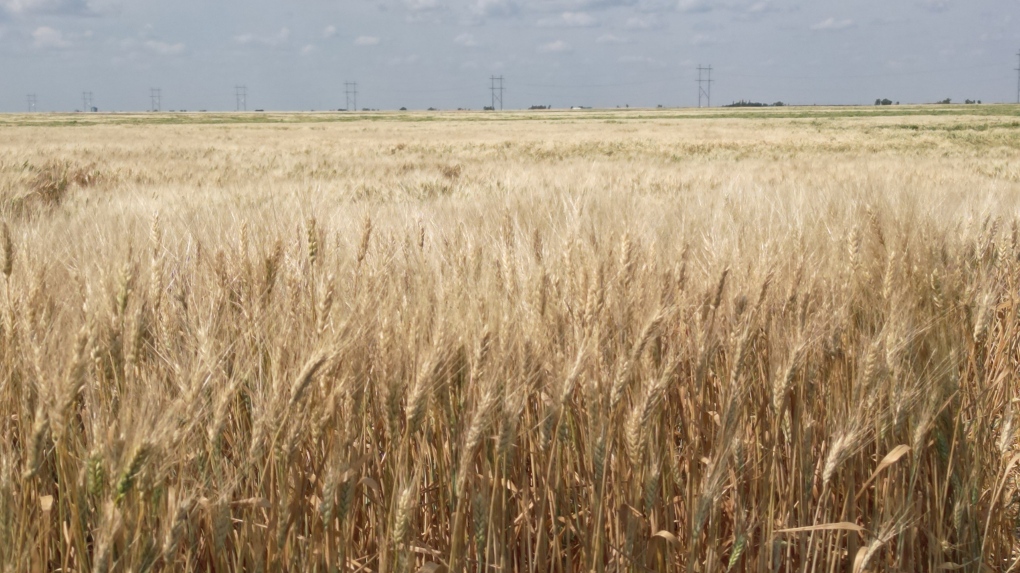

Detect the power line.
xmin=519 ymin=78 xmax=678 ymax=89
xmin=490 ymin=76 xmax=504 ymax=110
xmin=511 ymin=63 xmax=1005 ymax=94
xmin=26 ymin=94 xmax=36 ymax=113
xmin=697 ymin=65 xmax=713 ymax=108
xmin=82 ymin=91 xmax=93 ymax=113
xmin=1015 ymin=50 xmax=1019 ymax=104
xmin=516 ymin=63 xmax=1007 ymax=91
xmin=729 ymin=62 xmax=1005 ymax=81
xmin=150 ymin=88 xmax=161 ymax=112
xmin=345 ymin=81 xmax=358 ymax=111
xmin=235 ymin=85 xmax=247 ymax=111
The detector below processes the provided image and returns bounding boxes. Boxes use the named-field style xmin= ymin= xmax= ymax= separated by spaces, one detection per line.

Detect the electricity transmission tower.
xmin=345 ymin=81 xmax=358 ymax=111
xmin=235 ymin=85 xmax=247 ymax=111
xmin=150 ymin=88 xmax=161 ymax=112
xmin=82 ymin=91 xmax=94 ymax=112
xmin=1015 ymin=50 xmax=1020 ymax=104
xmin=27 ymin=94 xmax=37 ymax=113
xmin=696 ymin=65 xmax=713 ymax=108
xmin=490 ymin=76 xmax=505 ymax=110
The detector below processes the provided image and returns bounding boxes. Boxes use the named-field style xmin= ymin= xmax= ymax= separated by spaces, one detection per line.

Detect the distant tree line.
xmin=723 ymin=100 xmax=786 ymax=108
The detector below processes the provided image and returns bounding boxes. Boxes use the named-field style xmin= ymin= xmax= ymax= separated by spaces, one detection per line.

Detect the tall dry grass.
xmin=0 ymin=109 xmax=1019 ymax=572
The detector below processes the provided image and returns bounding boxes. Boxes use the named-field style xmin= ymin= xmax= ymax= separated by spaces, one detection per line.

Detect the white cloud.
xmin=677 ymin=0 xmax=712 ymax=13
xmin=454 ymin=32 xmax=477 ymax=46
xmin=810 ymin=17 xmax=855 ymax=30
xmin=234 ymin=27 xmax=291 ymax=47
xmin=537 ymin=39 xmax=572 ymax=53
xmin=405 ymin=0 xmax=438 ymax=10
xmin=617 ymin=55 xmax=665 ymax=67
xmin=403 ymin=0 xmax=445 ymax=22
xmin=2 ymin=0 xmax=90 ymax=15
xmin=729 ymin=0 xmax=784 ymax=21
xmin=538 ymin=11 xmax=599 ymax=27
xmin=388 ymin=54 xmax=420 ymax=66
xmin=144 ymin=40 xmax=184 ymax=55
xmin=301 ymin=44 xmax=316 ymax=55
xmin=32 ymin=26 xmax=70 ymax=48
xmin=354 ymin=35 xmax=380 ymax=46
xmin=624 ymin=15 xmax=663 ymax=30
xmin=596 ymin=33 xmax=629 ymax=44
xmin=322 ymin=25 xmax=337 ymax=39
xmin=745 ymin=1 xmax=773 ymax=13
xmin=690 ymin=33 xmax=719 ymax=45
xmin=472 ymin=0 xmax=519 ymax=18
xmin=384 ymin=0 xmax=785 ymax=24
xmin=917 ymin=0 xmax=950 ymax=12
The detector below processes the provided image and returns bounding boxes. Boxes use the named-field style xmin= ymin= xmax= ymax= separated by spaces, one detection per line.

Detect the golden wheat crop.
xmin=1 ymin=107 xmax=1020 ymax=572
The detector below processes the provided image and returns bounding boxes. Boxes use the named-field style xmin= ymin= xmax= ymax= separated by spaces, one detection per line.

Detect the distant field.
xmin=1 ymin=106 xmax=1019 ymax=571
xmin=1 ymin=103 xmax=1019 ymax=127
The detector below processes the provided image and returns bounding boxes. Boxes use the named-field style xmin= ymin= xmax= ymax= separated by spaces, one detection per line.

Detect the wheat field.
xmin=1 ymin=106 xmax=1020 ymax=572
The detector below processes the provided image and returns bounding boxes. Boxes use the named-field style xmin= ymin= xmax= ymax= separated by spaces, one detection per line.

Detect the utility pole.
xmin=27 ymin=94 xmax=37 ymax=113
xmin=345 ymin=81 xmax=358 ymax=111
xmin=490 ymin=75 xmax=504 ymax=110
xmin=82 ymin=91 xmax=94 ymax=112
xmin=696 ymin=65 xmax=713 ymax=108
xmin=150 ymin=88 xmax=161 ymax=112
xmin=235 ymin=85 xmax=247 ymax=111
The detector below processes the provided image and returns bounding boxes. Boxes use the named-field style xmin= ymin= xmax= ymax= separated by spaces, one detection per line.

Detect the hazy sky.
xmin=1 ymin=0 xmax=1018 ymax=112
